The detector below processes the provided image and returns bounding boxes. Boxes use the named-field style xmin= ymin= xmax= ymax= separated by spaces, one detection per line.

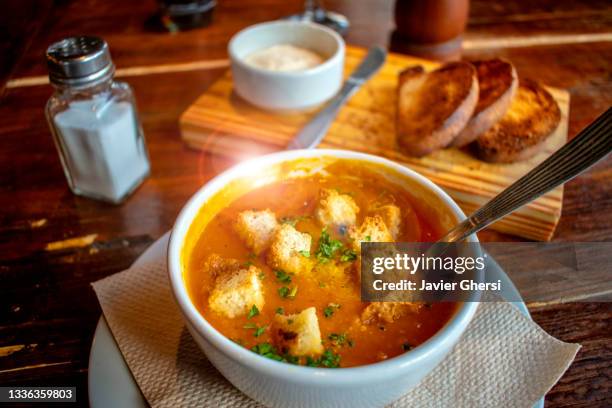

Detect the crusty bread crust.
xmin=452 ymin=59 xmax=518 ymax=147
xmin=476 ymin=79 xmax=561 ymax=163
xmin=397 ymin=62 xmax=478 ymax=157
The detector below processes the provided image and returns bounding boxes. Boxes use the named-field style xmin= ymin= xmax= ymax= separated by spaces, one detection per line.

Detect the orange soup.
xmin=185 ymin=161 xmax=456 ymax=368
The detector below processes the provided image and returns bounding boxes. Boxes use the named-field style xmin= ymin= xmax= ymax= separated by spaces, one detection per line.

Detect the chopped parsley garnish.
xmin=280 ymin=215 xmax=310 ymax=227
xmin=328 ymin=332 xmax=352 ymax=347
xmin=307 ymin=349 xmax=341 ymax=368
xmin=275 ymin=270 xmax=292 ymax=283
xmin=243 ymin=253 xmax=257 ymax=267
xmin=339 ymin=248 xmax=357 ymax=262
xmin=365 ymin=235 xmax=372 ymax=242
xmin=278 ymin=286 xmax=297 ymax=299
xmin=251 ymin=342 xmax=298 ymax=364
xmin=315 ymin=228 xmax=358 ymax=264
xmin=280 ymin=217 xmax=297 ymax=226
xmin=316 ymin=228 xmax=344 ymax=263
xmin=323 ymin=303 xmax=341 ymax=318
xmin=250 ymin=344 xmax=339 ymax=367
xmin=258 ymin=271 xmax=266 ymax=280
xmin=275 ymin=307 xmax=284 ymax=315
xmin=247 ymin=305 xmax=260 ymax=319
xmin=251 ymin=343 xmax=284 ymax=361
xmin=244 ymin=322 xmax=267 ymax=337
xmin=298 ymin=250 xmax=311 ymax=258
xmin=278 ymin=286 xmax=290 ymax=298
xmin=320 ymin=349 xmax=341 ymax=367
xmin=254 ymin=326 xmax=267 ymax=337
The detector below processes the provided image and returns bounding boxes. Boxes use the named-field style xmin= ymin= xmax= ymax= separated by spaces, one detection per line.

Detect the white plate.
xmin=88 ymin=233 xmax=545 ymax=408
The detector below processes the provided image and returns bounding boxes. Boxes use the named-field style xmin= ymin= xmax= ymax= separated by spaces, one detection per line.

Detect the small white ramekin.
xmin=168 ymin=149 xmax=480 ymax=408
xmin=228 ymin=21 xmax=345 ymax=111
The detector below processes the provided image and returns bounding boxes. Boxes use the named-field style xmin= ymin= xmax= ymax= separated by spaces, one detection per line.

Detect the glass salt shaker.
xmin=45 ymin=36 xmax=150 ymax=204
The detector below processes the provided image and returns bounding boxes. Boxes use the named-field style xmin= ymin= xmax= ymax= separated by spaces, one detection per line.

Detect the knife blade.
xmin=286 ymin=46 xmax=387 ymax=150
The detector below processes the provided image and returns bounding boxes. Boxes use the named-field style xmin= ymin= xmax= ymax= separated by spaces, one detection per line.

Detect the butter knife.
xmin=287 ymin=46 xmax=387 ymax=150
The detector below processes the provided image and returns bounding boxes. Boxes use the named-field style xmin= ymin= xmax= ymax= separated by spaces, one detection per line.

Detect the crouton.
xmin=203 ymin=253 xmax=242 ymax=279
xmin=315 ymin=189 xmax=359 ymax=228
xmin=348 ymin=215 xmax=394 ymax=253
xmin=361 ymin=302 xmax=423 ymax=325
xmin=208 ymin=264 xmax=265 ymax=319
xmin=235 ymin=209 xmax=278 ymax=254
xmin=272 ymin=307 xmax=323 ymax=356
xmin=267 ymin=224 xmax=312 ymax=275
xmin=370 ymin=204 xmax=401 ymax=239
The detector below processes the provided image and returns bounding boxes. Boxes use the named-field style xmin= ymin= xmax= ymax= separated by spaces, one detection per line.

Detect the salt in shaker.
xmin=45 ymin=36 xmax=150 ymax=204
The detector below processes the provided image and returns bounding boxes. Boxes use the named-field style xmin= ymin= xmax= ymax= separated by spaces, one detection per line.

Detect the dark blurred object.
xmin=391 ymin=0 xmax=469 ymax=61
xmin=0 ymin=0 xmax=53 ymax=98
xmin=285 ymin=0 xmax=349 ymax=35
xmin=153 ymin=0 xmax=215 ymax=32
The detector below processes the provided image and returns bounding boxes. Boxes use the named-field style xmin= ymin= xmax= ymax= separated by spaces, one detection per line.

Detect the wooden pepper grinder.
xmin=391 ymin=0 xmax=470 ymax=61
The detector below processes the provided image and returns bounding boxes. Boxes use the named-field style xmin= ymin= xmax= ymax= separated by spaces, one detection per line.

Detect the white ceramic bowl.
xmin=168 ymin=149 xmax=480 ymax=408
xmin=228 ymin=21 xmax=345 ymax=110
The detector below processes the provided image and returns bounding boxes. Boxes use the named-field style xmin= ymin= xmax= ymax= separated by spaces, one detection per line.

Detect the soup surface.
xmin=185 ymin=161 xmax=456 ymax=368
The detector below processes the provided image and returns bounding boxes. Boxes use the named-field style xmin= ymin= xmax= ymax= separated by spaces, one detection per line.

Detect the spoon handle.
xmin=440 ymin=107 xmax=612 ymax=243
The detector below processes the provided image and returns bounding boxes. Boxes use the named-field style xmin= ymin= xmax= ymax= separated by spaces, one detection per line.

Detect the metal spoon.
xmin=439 ymin=107 xmax=612 ymax=243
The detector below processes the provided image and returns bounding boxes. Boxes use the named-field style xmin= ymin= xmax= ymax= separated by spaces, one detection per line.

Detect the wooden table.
xmin=0 ymin=0 xmax=610 ymax=406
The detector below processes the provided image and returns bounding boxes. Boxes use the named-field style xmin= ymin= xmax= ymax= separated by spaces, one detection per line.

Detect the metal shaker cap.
xmin=46 ymin=36 xmax=115 ymax=87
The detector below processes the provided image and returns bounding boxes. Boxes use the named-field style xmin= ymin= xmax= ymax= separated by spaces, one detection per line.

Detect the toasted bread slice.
xmin=397 ymin=62 xmax=478 ymax=157
xmin=451 ymin=59 xmax=518 ymax=147
xmin=476 ymin=79 xmax=561 ymax=163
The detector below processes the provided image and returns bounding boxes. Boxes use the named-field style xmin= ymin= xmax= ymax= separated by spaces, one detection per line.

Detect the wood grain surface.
xmin=180 ymin=46 xmax=568 ymax=241
xmin=0 ymin=0 xmax=610 ymax=407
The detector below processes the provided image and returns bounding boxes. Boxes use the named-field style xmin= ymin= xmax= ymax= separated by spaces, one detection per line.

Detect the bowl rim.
xmin=228 ymin=20 xmax=345 ymax=78
xmin=168 ymin=149 xmax=479 ymax=385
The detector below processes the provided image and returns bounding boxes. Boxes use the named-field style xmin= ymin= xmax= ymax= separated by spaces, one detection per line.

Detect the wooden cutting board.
xmin=180 ymin=46 xmax=569 ymax=241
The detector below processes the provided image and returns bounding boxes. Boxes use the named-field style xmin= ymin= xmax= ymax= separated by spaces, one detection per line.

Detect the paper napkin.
xmin=92 ymin=241 xmax=580 ymax=408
